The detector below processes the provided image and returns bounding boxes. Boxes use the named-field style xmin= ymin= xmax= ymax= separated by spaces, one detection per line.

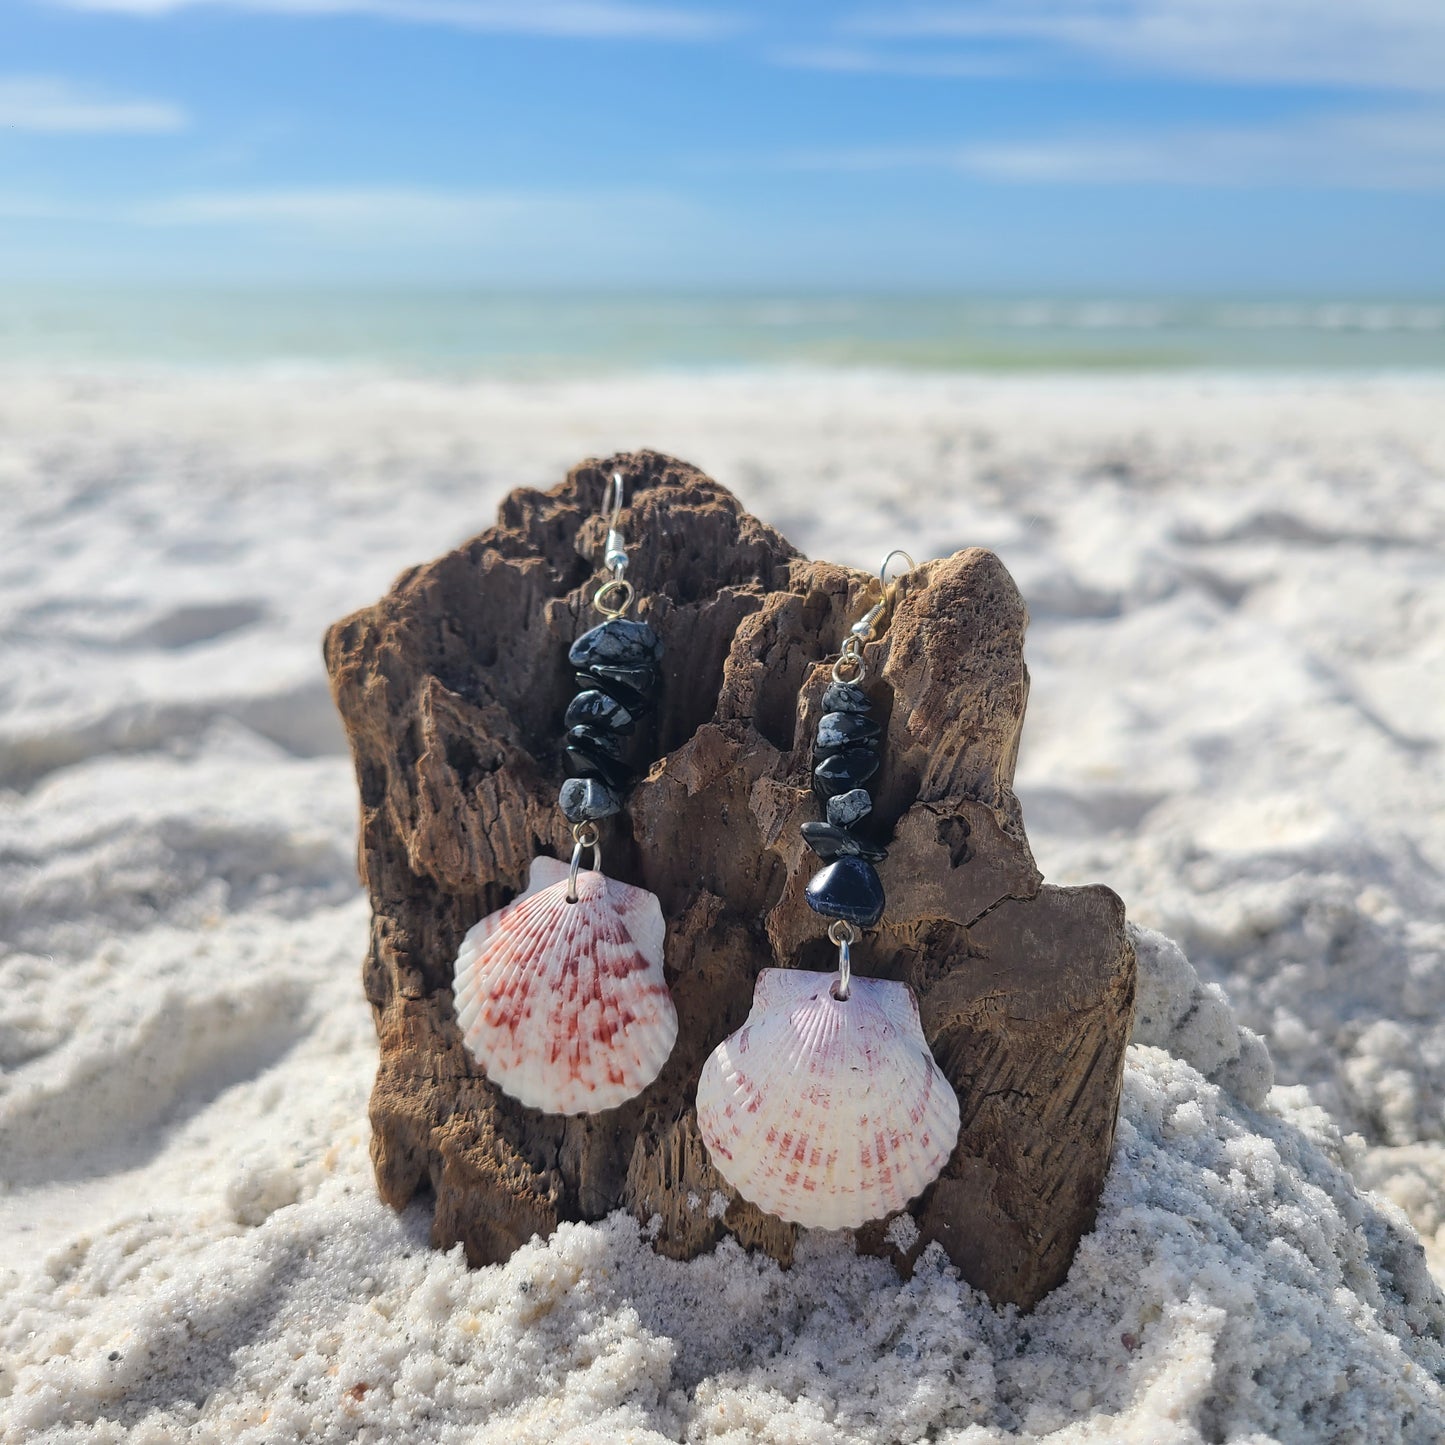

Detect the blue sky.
xmin=2 ymin=0 xmax=1444 ymax=290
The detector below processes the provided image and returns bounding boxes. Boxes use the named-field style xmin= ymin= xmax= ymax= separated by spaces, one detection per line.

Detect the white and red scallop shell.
xmin=452 ymin=856 xmax=675 ymax=1115
xmin=695 ymin=968 xmax=960 ymax=1230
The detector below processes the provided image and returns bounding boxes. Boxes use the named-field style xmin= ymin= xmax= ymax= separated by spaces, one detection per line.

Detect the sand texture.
xmin=2 ymin=371 xmax=1444 ymax=1441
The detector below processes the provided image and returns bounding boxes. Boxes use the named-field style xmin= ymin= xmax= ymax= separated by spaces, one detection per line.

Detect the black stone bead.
xmin=575 ymin=664 xmax=658 ymax=713
xmin=565 ymin=723 xmax=623 ymax=760
xmin=805 ymin=856 xmax=886 ymax=928
xmin=564 ymin=688 xmax=635 ymax=735
xmin=559 ymin=776 xmax=621 ymax=822
xmin=813 ymin=748 xmax=880 ymax=799
xmin=814 ymin=710 xmax=881 ymax=757
xmin=826 ymin=788 xmax=872 ymax=828
xmin=568 ymin=618 xmax=662 ymax=670
xmin=564 ymin=728 xmax=632 ymax=790
xmin=820 ymin=681 xmax=871 ymax=715
xmin=800 ymin=821 xmax=887 ymax=863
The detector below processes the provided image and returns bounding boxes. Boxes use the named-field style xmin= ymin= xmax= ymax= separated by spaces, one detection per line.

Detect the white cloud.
xmin=134 ymin=186 xmax=536 ymax=229
xmin=767 ymin=45 xmax=1020 ymax=78
xmin=779 ymin=108 xmax=1445 ymax=190
xmin=50 ymin=0 xmax=732 ymax=40
xmin=0 ymin=194 xmax=97 ymax=219
xmin=0 ymin=76 xmax=187 ymax=133
xmin=0 ymin=184 xmax=694 ymax=242
xmin=850 ymin=1 xmax=1445 ymax=92
xmin=0 ymin=182 xmax=706 ymax=281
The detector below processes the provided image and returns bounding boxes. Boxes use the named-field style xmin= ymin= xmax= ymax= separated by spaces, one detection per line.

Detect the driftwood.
xmin=324 ymin=450 xmax=1134 ymax=1309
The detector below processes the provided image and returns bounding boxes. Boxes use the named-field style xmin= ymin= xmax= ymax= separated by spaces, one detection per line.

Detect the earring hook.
xmin=849 ymin=549 xmax=916 ymax=642
xmin=593 ymin=471 xmax=635 ymax=619
xmin=879 ymin=549 xmax=915 ymax=591
xmin=604 ymin=472 xmax=628 ymax=578
xmin=832 ymin=548 xmax=917 ymax=685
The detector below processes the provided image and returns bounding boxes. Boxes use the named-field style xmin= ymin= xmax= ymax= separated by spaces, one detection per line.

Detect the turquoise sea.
xmin=3 ymin=288 xmax=1444 ymax=372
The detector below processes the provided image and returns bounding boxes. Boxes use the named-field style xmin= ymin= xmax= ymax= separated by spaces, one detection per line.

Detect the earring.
xmin=452 ymin=473 xmax=677 ymax=1115
xmin=696 ymin=552 xmax=960 ymax=1229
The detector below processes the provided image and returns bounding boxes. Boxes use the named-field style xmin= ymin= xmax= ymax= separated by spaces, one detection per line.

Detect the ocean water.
xmin=3 ymin=288 xmax=1444 ymax=372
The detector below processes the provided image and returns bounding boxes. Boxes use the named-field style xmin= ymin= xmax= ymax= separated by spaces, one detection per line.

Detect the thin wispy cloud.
xmin=135 ymin=186 xmax=537 ymax=229
xmin=0 ymin=193 xmax=98 ymax=219
xmin=768 ymin=45 xmax=1020 ymax=78
xmin=3 ymin=184 xmax=696 ymax=238
xmin=780 ymin=108 xmax=1445 ymax=191
xmin=50 ymin=0 xmax=733 ymax=40
xmin=850 ymin=1 xmax=1445 ymax=92
xmin=0 ymin=76 xmax=187 ymax=133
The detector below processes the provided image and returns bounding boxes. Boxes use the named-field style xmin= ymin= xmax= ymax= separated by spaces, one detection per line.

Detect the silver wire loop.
xmin=828 ymin=920 xmax=856 ymax=1000
xmin=831 ymin=641 xmax=866 ymax=685
xmin=566 ymin=822 xmax=603 ymax=903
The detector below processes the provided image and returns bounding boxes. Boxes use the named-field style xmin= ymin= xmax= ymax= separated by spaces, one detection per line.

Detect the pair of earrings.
xmin=451 ymin=475 xmax=960 ymax=1232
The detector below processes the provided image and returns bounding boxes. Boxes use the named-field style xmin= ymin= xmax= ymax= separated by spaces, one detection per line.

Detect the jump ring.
xmin=593 ymin=577 xmax=635 ymax=619
xmin=828 ymin=920 xmax=855 ymax=1001
xmin=566 ymin=822 xmax=603 ymax=902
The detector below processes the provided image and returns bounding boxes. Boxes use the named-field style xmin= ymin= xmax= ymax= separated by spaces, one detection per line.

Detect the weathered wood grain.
xmin=324 ymin=449 xmax=1134 ymax=1308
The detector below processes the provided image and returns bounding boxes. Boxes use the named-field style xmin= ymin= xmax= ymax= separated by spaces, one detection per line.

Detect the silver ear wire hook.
xmin=593 ymin=471 xmax=636 ymax=619
xmin=604 ymin=472 xmax=628 ymax=580
xmin=880 ymin=549 xmax=916 ymax=589
xmin=832 ymin=548 xmax=916 ymax=685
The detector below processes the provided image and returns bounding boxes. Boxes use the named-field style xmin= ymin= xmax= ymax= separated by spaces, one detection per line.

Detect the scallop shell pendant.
xmin=696 ymin=968 xmax=960 ymax=1230
xmin=452 ymin=856 xmax=676 ymax=1115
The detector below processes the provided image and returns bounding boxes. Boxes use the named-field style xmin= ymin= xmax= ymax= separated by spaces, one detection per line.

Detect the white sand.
xmin=2 ymin=370 xmax=1444 ymax=1442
